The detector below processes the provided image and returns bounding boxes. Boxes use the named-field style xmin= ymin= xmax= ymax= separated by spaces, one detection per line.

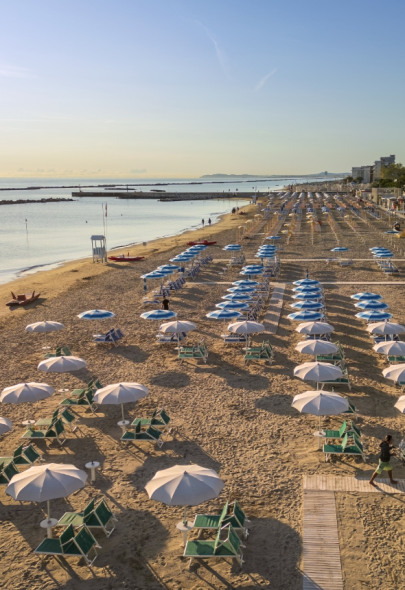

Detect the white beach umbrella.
xmin=145 ymin=464 xmax=224 ymax=524
xmin=0 ymin=382 xmax=54 ymax=403
xmin=159 ymin=320 xmax=197 ymax=334
xmin=367 ymin=322 xmax=405 ymax=335
xmin=293 ymin=361 xmax=343 ymax=384
xmin=382 ymin=364 xmax=405 ymax=384
xmin=394 ymin=396 xmax=405 ymax=414
xmin=227 ymin=320 xmax=265 ymax=334
xmin=37 ymin=356 xmax=87 ymax=373
xmin=295 ymin=321 xmax=335 ymax=335
xmin=295 ymin=340 xmax=338 ymax=359
xmin=292 ymin=389 xmax=349 ymax=431
xmin=6 ymin=463 xmax=87 ymax=522
xmin=373 ymin=341 xmax=405 ymax=356
xmin=25 ymin=321 xmax=65 ymax=350
xmin=94 ymin=382 xmax=148 ymax=421
xmin=0 ymin=417 xmax=12 ymax=435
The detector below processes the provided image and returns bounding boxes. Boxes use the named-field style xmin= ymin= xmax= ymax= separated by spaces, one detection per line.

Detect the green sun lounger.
xmin=184 ymin=523 xmax=244 ymax=570
xmin=121 ymin=423 xmax=164 ymax=447
xmin=44 ymin=346 xmax=72 ymax=358
xmin=323 ymin=433 xmax=366 ymax=462
xmin=131 ymin=408 xmax=171 ymax=432
xmin=192 ymin=501 xmax=249 ymax=538
xmin=21 ymin=418 xmax=67 ymax=446
xmin=60 ymin=390 xmax=97 ymax=413
xmin=0 ymin=461 xmax=19 ymax=484
xmin=323 ymin=420 xmax=361 ymax=441
xmin=58 ymin=498 xmax=117 ymax=537
xmin=34 ymin=408 xmax=77 ymax=432
xmin=34 ymin=524 xmax=100 ymax=567
xmin=179 ymin=340 xmax=208 ymax=363
xmin=0 ymin=443 xmax=43 ymax=467
xmin=244 ymin=341 xmax=274 ymax=365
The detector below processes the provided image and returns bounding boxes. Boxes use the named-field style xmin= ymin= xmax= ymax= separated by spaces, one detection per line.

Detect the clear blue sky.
xmin=1 ymin=0 xmax=404 ymax=178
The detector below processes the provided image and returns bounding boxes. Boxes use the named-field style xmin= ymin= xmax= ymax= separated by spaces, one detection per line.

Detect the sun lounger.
xmin=156 ymin=332 xmax=186 ymax=344
xmin=57 ymin=498 xmax=117 ymax=537
xmin=34 ymin=524 xmax=100 ymax=567
xmin=131 ymin=408 xmax=171 ymax=432
xmin=184 ymin=523 xmax=244 ymax=570
xmin=221 ymin=333 xmax=247 ymax=345
xmin=316 ymin=341 xmax=345 ymax=363
xmin=0 ymin=461 xmax=19 ymax=484
xmin=320 ymin=362 xmax=351 ymax=390
xmin=60 ymin=389 xmax=97 ymax=413
xmin=21 ymin=418 xmax=67 ymax=445
xmin=0 ymin=443 xmax=43 ymax=467
xmin=34 ymin=408 xmax=77 ymax=432
xmin=192 ymin=501 xmax=249 ymax=538
xmin=93 ymin=328 xmax=124 ymax=346
xmin=244 ymin=341 xmax=274 ymax=365
xmin=388 ymin=355 xmax=405 ymax=363
xmin=121 ymin=423 xmax=164 ymax=447
xmin=179 ymin=340 xmax=208 ymax=363
xmin=323 ymin=420 xmax=361 ymax=442
xmin=323 ymin=433 xmax=366 ymax=462
xmin=44 ymin=346 xmax=72 ymax=358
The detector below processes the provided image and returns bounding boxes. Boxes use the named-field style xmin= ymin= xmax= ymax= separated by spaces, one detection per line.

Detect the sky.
xmin=1 ymin=0 xmax=404 ymax=178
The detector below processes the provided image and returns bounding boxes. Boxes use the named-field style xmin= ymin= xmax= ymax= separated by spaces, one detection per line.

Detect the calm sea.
xmin=0 ymin=175 xmax=334 ymax=285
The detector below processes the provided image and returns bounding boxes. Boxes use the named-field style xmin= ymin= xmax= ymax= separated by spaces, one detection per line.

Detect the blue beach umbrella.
xmin=290 ymin=301 xmax=324 ymax=311
xmin=78 ymin=309 xmax=115 ymax=320
xmin=216 ymin=301 xmax=250 ymax=311
xmin=374 ymin=251 xmax=394 ymax=258
xmin=293 ymin=279 xmax=320 ymax=286
xmin=266 ymin=235 xmax=281 ymax=241
xmin=355 ymin=310 xmax=392 ymax=321
xmin=153 ymin=267 xmax=174 ymax=276
xmin=222 ymin=293 xmax=253 ymax=301
xmin=206 ymin=310 xmax=243 ymax=320
xmin=170 ymin=255 xmax=194 ymax=262
xmin=350 ymin=292 xmax=382 ymax=300
xmin=141 ymin=271 xmax=167 ymax=279
xmin=232 ymin=280 xmax=259 ymax=286
xmin=140 ymin=309 xmax=177 ymax=321
xmin=355 ymin=300 xmax=389 ymax=310
xmin=330 ymin=247 xmax=348 ymax=252
xmin=288 ymin=310 xmax=324 ymax=321
xmin=240 ymin=268 xmax=264 ymax=276
xmin=294 ymin=285 xmax=323 ymax=293
xmin=158 ymin=264 xmax=180 ymax=271
xmin=292 ymin=291 xmax=323 ymax=300
xmin=228 ymin=285 xmax=257 ymax=293
xmin=223 ymin=244 xmax=241 ymax=251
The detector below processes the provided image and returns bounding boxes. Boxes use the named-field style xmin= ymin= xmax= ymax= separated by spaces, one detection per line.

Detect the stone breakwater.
xmin=71 ymin=191 xmax=254 ymax=200
xmin=0 ymin=198 xmax=74 ymax=205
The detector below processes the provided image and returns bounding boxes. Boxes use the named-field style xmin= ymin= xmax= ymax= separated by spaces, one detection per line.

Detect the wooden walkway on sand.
xmin=303 ymin=490 xmax=343 ymax=590
xmin=303 ymin=475 xmax=405 ymax=494
xmin=263 ymin=283 xmax=285 ymax=334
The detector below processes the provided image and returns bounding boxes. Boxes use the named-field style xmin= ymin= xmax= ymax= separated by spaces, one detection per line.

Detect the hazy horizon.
xmin=1 ymin=0 xmax=403 ymax=178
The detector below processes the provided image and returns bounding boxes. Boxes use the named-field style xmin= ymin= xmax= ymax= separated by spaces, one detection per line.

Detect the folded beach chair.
xmin=323 ymin=433 xmax=366 ymax=462
xmin=21 ymin=418 xmax=67 ymax=446
xmin=179 ymin=340 xmax=208 ymax=363
xmin=121 ymin=423 xmax=164 ymax=447
xmin=0 ymin=443 xmax=43 ymax=467
xmin=184 ymin=523 xmax=244 ymax=570
xmin=58 ymin=498 xmax=117 ymax=537
xmin=34 ymin=524 xmax=100 ymax=567
xmin=244 ymin=341 xmax=274 ymax=365
xmin=131 ymin=408 xmax=171 ymax=432
xmin=0 ymin=461 xmax=19 ymax=484
xmin=192 ymin=501 xmax=249 ymax=538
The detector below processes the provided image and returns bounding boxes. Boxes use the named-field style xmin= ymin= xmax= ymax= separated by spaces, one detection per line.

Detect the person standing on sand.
xmin=369 ymin=434 xmax=398 ymax=486
xmin=201 ymin=218 xmax=205 ymax=226
xmin=162 ymin=297 xmax=170 ymax=311
xmin=208 ymin=218 xmax=211 ymax=226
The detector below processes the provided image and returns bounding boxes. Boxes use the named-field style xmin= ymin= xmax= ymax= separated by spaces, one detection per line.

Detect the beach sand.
xmin=1 ymin=197 xmax=405 ymax=589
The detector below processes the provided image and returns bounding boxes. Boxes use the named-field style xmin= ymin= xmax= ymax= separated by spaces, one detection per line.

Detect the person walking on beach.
xmin=208 ymin=218 xmax=211 ymax=226
xmin=369 ymin=434 xmax=398 ymax=486
xmin=201 ymin=218 xmax=205 ymax=226
xmin=162 ymin=297 xmax=170 ymax=311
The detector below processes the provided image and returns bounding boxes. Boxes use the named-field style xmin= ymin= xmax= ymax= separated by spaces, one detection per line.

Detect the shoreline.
xmin=0 ymin=202 xmax=256 ymax=322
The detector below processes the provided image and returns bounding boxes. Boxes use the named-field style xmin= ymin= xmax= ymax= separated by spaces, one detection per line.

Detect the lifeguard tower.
xmin=91 ymin=235 xmax=107 ymax=263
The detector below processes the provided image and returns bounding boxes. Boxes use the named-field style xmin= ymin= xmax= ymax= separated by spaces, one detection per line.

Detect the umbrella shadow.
xmin=255 ymin=394 xmax=296 ymax=416
xmin=150 ymin=371 xmax=191 ymax=388
xmin=104 ymin=345 xmax=149 ymax=364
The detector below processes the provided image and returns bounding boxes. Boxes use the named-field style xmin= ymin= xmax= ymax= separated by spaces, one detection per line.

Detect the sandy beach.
xmin=1 ymin=195 xmax=405 ymax=590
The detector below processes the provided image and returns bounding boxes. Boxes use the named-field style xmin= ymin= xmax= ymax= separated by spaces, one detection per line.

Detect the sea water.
xmin=0 ymin=175 xmax=334 ymax=284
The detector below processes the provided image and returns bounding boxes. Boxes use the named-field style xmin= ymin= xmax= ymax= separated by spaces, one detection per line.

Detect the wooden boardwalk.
xmin=303 ymin=491 xmax=344 ymax=590
xmin=263 ymin=283 xmax=285 ymax=334
xmin=303 ymin=475 xmax=405 ymax=494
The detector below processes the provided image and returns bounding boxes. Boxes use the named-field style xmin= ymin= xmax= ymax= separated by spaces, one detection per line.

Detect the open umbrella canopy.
xmin=355 ymin=300 xmax=389 ymax=310
xmin=159 ymin=320 xmax=197 ymax=334
xmin=141 ymin=271 xmax=168 ymax=279
xmin=374 ymin=341 xmax=405 ymax=356
xmin=330 ymin=247 xmax=348 ymax=252
xmin=140 ymin=310 xmax=177 ymax=321
xmin=37 ymin=356 xmax=87 ymax=373
xmin=292 ymin=390 xmax=349 ymax=415
xmin=158 ymin=264 xmax=181 ymax=271
xmin=350 ymin=292 xmax=382 ymax=300
xmin=296 ymin=321 xmax=335 ymax=335
xmin=0 ymin=417 xmax=12 ymax=435
xmin=293 ymin=279 xmax=320 ymax=286
xmin=94 ymin=382 xmax=148 ymax=405
xmin=394 ymin=396 xmax=405 ymax=414
xmin=0 ymin=382 xmax=54 ymax=403
xmin=292 ymin=291 xmax=323 ymax=301
xmin=382 ymin=364 xmax=405 ymax=384
xmin=227 ymin=285 xmax=257 ymax=293
xmin=206 ymin=310 xmax=243 ymax=320
xmin=288 ymin=310 xmax=324 ymax=321
xmin=6 ymin=463 xmax=87 ymax=521
xmin=227 ymin=320 xmax=265 ymax=334
xmin=223 ymin=244 xmax=241 ymax=251
xmin=145 ymin=464 xmax=224 ymax=506
xmin=216 ymin=301 xmax=250 ymax=311
xmin=367 ymin=322 xmax=405 ymax=335
xmin=78 ymin=309 xmax=115 ymax=320
xmin=293 ymin=361 xmax=343 ymax=382
xmin=240 ymin=268 xmax=264 ymax=276
xmin=25 ymin=321 xmax=65 ymax=334
xmin=222 ymin=293 xmax=253 ymax=302
xmin=295 ymin=340 xmax=338 ymax=357
xmin=355 ymin=310 xmax=392 ymax=322
xmin=293 ymin=285 xmax=323 ymax=293
xmin=232 ymin=280 xmax=259 ymax=287
xmin=290 ymin=301 xmax=324 ymax=310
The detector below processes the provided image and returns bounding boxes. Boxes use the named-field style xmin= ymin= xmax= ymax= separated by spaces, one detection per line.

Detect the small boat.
xmin=108 ymin=254 xmax=145 ymax=262
xmin=187 ymin=240 xmax=217 ymax=246
xmin=6 ymin=291 xmax=40 ymax=307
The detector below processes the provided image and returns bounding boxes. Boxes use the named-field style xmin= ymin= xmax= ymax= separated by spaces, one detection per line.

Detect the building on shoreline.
xmin=352 ymin=155 xmax=395 ymax=183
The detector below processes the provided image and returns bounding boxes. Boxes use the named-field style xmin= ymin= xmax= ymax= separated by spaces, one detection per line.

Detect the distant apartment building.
xmin=352 ymin=155 xmax=395 ymax=182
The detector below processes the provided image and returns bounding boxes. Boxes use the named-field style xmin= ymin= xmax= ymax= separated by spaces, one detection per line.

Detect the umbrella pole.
xmin=183 ymin=506 xmax=188 ymax=525
xmin=121 ymin=403 xmax=125 ymax=422
xmin=47 ymin=499 xmax=51 ymax=520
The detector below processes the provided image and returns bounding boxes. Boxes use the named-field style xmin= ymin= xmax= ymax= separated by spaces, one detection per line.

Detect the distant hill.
xmin=200 ymin=172 xmax=349 ymax=179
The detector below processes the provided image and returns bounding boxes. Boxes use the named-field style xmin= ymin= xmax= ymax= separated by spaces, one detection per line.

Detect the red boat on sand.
xmin=187 ymin=240 xmax=217 ymax=246
xmin=108 ymin=255 xmax=145 ymax=262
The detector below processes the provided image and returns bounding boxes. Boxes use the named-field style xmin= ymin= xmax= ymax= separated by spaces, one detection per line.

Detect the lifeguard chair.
xmin=91 ymin=235 xmax=107 ymax=263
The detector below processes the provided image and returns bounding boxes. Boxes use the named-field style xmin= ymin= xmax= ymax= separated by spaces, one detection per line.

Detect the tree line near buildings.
xmin=344 ymin=163 xmax=405 ymax=189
